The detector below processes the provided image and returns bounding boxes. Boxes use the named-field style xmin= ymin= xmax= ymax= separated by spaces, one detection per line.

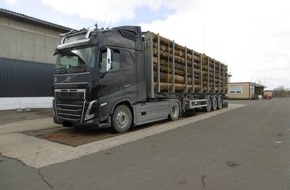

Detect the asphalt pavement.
xmin=1 ymin=98 xmax=290 ymax=190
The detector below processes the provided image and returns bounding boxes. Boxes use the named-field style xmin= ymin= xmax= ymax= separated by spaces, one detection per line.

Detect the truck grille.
xmin=54 ymin=89 xmax=86 ymax=122
xmin=56 ymin=100 xmax=84 ymax=122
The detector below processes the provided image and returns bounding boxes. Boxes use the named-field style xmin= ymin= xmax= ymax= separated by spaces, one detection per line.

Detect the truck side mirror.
xmin=106 ymin=48 xmax=112 ymax=71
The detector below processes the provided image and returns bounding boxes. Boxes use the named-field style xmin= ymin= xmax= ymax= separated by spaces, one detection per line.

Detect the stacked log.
xmin=150 ymin=32 xmax=228 ymax=94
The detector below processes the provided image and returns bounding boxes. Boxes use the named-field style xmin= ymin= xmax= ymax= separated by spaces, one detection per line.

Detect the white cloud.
xmin=42 ymin=0 xmax=290 ymax=89
xmin=4 ymin=0 xmax=17 ymax=4
xmin=142 ymin=0 xmax=290 ymax=89
xmin=42 ymin=0 xmax=195 ymax=24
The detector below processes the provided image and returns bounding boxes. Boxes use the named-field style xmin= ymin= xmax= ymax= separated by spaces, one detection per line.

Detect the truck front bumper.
xmin=53 ymin=99 xmax=103 ymax=127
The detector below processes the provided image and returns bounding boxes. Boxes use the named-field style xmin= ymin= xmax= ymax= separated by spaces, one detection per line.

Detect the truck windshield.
xmin=55 ymin=46 xmax=96 ymax=72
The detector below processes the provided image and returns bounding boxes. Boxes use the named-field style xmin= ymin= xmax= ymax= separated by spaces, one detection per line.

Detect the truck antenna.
xmin=101 ymin=21 xmax=106 ymax=29
xmin=107 ymin=18 xmax=112 ymax=29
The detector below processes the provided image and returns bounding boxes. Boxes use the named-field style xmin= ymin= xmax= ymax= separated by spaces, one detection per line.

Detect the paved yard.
xmin=0 ymin=98 xmax=290 ymax=190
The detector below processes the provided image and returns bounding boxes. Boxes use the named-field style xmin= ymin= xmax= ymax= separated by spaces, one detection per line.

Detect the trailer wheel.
xmin=204 ymin=97 xmax=212 ymax=112
xmin=169 ymin=101 xmax=180 ymax=121
xmin=217 ymin=96 xmax=223 ymax=110
xmin=112 ymin=105 xmax=132 ymax=133
xmin=212 ymin=96 xmax=217 ymax=111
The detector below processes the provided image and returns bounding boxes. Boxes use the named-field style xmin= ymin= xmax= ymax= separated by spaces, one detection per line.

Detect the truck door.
xmin=98 ymin=48 xmax=123 ymax=121
xmin=121 ymin=50 xmax=138 ymax=102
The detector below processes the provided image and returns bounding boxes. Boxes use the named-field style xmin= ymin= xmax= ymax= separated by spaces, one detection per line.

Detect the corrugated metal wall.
xmin=0 ymin=58 xmax=54 ymax=97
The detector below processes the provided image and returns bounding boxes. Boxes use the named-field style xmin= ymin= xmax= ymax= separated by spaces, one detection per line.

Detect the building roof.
xmin=229 ymin=82 xmax=266 ymax=88
xmin=0 ymin=8 xmax=73 ymax=33
xmin=253 ymin=83 xmax=266 ymax=88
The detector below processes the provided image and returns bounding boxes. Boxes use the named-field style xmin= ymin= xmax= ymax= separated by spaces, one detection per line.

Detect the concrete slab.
xmin=0 ymin=104 xmax=244 ymax=168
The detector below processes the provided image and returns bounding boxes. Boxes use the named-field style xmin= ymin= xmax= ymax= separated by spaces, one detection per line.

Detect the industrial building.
xmin=0 ymin=9 xmax=72 ymax=110
xmin=227 ymin=82 xmax=265 ymax=100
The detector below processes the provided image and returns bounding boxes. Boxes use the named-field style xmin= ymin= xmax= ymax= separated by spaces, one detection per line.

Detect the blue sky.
xmin=2 ymin=0 xmax=290 ymax=89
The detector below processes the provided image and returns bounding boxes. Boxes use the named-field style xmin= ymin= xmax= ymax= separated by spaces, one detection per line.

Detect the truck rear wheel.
xmin=112 ymin=105 xmax=132 ymax=133
xmin=212 ymin=96 xmax=217 ymax=111
xmin=217 ymin=96 xmax=223 ymax=110
xmin=204 ymin=97 xmax=212 ymax=112
xmin=169 ymin=101 xmax=180 ymax=121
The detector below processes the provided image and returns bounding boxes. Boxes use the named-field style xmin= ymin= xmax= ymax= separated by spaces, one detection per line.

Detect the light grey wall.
xmin=0 ymin=16 xmax=61 ymax=64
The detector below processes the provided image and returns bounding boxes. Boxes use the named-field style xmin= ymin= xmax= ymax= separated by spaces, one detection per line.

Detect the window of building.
xmin=250 ymin=85 xmax=255 ymax=97
xmin=229 ymin=86 xmax=243 ymax=94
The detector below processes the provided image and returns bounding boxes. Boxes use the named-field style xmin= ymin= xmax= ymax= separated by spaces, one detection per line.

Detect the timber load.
xmin=144 ymin=32 xmax=228 ymax=95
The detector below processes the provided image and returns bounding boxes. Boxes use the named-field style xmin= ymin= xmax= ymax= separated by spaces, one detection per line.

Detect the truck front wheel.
xmin=169 ymin=101 xmax=180 ymax=121
xmin=112 ymin=105 xmax=132 ymax=133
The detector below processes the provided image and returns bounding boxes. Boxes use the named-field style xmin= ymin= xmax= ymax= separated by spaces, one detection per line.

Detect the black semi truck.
xmin=52 ymin=25 xmax=228 ymax=132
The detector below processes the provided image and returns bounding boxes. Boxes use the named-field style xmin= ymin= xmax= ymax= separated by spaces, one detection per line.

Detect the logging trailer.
xmin=52 ymin=25 xmax=228 ymax=132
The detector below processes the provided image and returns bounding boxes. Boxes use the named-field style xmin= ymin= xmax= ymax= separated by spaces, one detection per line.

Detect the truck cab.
xmin=53 ymin=26 xmax=146 ymax=132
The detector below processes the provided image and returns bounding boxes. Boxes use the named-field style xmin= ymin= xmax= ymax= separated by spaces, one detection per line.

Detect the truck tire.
xmin=212 ymin=96 xmax=217 ymax=111
xmin=112 ymin=105 xmax=132 ymax=133
xmin=217 ymin=96 xmax=223 ymax=110
xmin=204 ymin=97 xmax=212 ymax=112
xmin=169 ymin=101 xmax=180 ymax=121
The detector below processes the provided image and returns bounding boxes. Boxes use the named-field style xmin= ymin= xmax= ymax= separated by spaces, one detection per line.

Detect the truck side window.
xmin=111 ymin=50 xmax=120 ymax=70
xmin=100 ymin=50 xmax=107 ymax=73
xmin=100 ymin=49 xmax=120 ymax=72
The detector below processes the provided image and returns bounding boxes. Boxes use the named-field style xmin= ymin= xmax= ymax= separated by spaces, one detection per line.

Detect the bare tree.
xmin=273 ymin=86 xmax=288 ymax=97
